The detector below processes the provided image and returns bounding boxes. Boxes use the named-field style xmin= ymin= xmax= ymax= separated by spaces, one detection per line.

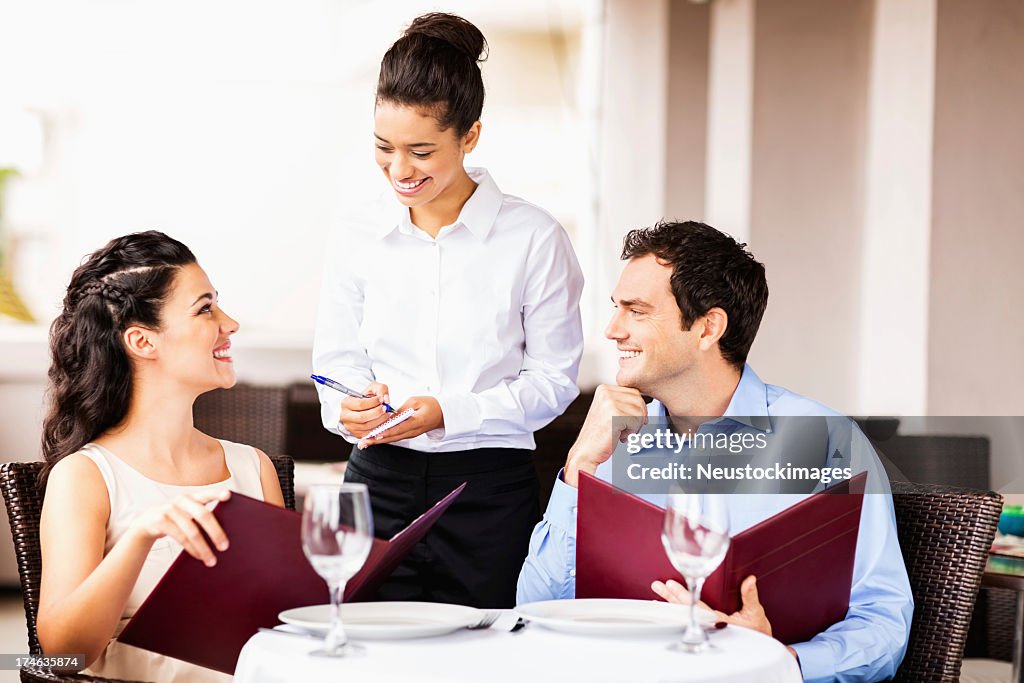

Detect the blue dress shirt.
xmin=516 ymin=365 xmax=914 ymax=683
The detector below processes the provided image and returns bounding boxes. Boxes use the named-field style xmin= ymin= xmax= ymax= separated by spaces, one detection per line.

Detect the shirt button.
xmin=569 ymin=569 xmax=576 ymax=578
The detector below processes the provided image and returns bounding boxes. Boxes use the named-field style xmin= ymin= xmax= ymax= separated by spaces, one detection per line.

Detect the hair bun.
xmin=405 ymin=12 xmax=488 ymax=62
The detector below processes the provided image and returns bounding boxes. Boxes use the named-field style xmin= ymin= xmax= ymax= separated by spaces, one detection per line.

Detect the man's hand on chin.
xmin=564 ymin=384 xmax=648 ymax=488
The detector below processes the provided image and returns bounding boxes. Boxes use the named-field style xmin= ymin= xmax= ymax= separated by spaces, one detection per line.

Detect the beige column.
xmin=928 ymin=0 xmax=1024 ymax=417
xmin=704 ymin=0 xmax=755 ymax=242
xmin=665 ymin=0 xmax=710 ymax=222
xmin=745 ymin=0 xmax=874 ymax=413
xmin=579 ymin=0 xmax=670 ymax=386
xmin=858 ymin=0 xmax=937 ymax=415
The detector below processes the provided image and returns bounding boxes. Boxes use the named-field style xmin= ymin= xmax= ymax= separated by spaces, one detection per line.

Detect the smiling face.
xmin=373 ymin=101 xmax=479 ymax=210
xmin=149 ymin=262 xmax=239 ymax=392
xmin=606 ymin=254 xmax=698 ymax=397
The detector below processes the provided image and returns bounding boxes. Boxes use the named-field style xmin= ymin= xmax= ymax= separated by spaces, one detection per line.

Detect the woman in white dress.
xmin=36 ymin=231 xmax=285 ymax=681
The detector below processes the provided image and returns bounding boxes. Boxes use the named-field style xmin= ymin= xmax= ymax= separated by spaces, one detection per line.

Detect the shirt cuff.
xmin=789 ymin=640 xmax=836 ymax=682
xmin=432 ymin=392 xmax=483 ymax=440
xmin=318 ymin=389 xmax=356 ymax=443
xmin=542 ymin=469 xmax=580 ymax=537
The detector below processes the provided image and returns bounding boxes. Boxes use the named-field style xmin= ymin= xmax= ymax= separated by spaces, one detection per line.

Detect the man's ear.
xmin=697 ymin=307 xmax=728 ymax=352
xmin=123 ymin=326 xmax=158 ymax=361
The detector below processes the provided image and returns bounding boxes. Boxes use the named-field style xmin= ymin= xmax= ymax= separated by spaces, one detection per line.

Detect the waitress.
xmin=312 ymin=12 xmax=583 ymax=608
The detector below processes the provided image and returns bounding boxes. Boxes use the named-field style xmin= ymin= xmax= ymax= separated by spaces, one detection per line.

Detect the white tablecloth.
xmin=234 ymin=620 xmax=802 ymax=683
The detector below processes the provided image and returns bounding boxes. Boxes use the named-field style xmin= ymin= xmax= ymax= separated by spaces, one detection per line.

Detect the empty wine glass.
xmin=661 ymin=492 xmax=730 ymax=653
xmin=301 ymin=483 xmax=374 ymax=657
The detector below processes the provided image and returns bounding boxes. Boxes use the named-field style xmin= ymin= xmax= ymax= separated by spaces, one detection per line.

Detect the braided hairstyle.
xmin=40 ymin=231 xmax=196 ymax=487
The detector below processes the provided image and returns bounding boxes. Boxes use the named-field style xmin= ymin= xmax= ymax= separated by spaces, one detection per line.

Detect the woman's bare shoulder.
xmin=43 ymin=451 xmax=110 ymax=520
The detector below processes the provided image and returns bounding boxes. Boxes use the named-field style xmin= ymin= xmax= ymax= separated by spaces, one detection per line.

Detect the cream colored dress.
xmin=80 ymin=439 xmax=265 ymax=682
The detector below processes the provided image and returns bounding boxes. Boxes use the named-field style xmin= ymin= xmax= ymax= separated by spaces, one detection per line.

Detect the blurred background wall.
xmin=0 ymin=0 xmax=1022 ymax=578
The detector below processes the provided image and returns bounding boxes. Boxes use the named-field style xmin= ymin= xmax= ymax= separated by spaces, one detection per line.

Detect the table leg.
xmin=1015 ymin=591 xmax=1023 ymax=683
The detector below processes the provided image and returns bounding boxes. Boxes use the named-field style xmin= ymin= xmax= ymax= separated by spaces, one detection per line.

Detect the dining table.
xmin=233 ymin=609 xmax=802 ymax=683
xmin=983 ymin=553 xmax=1024 ymax=683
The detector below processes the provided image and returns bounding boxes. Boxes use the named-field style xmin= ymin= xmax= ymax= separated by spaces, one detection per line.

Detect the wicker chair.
xmin=193 ymin=384 xmax=288 ymax=457
xmin=876 ymin=435 xmax=991 ymax=491
xmin=890 ymin=480 xmax=1003 ymax=683
xmin=0 ymin=456 xmax=294 ymax=683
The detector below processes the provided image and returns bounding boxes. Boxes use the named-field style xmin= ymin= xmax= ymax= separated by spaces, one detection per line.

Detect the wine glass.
xmin=661 ymin=492 xmax=730 ymax=653
xmin=301 ymin=483 xmax=374 ymax=657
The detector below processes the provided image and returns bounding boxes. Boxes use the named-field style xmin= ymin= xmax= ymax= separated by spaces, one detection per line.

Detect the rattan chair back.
xmin=193 ymin=384 xmax=288 ymax=457
xmin=890 ymin=480 xmax=1002 ymax=683
xmin=878 ymin=435 xmax=990 ymax=490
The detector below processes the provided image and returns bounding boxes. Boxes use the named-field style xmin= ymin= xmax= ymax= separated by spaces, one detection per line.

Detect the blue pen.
xmin=310 ymin=375 xmax=395 ymax=413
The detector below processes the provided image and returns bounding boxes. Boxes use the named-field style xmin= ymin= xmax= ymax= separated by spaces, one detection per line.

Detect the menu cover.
xmin=576 ymin=472 xmax=866 ymax=644
xmin=119 ymin=483 xmax=465 ymax=673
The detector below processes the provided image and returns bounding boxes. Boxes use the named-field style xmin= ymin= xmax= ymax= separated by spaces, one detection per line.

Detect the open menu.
xmin=576 ymin=472 xmax=866 ymax=644
xmin=118 ymin=483 xmax=465 ymax=673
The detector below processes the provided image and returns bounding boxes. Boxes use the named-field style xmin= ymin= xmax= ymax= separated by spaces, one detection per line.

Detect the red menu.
xmin=576 ymin=472 xmax=865 ymax=644
xmin=118 ymin=483 xmax=465 ymax=673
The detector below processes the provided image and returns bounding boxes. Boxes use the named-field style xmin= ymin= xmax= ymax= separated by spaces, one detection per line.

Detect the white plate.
xmin=514 ymin=598 xmax=714 ymax=636
xmin=278 ymin=602 xmax=482 ymax=640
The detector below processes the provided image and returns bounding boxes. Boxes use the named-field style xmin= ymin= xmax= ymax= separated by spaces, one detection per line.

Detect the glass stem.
xmin=324 ymin=579 xmax=348 ymax=652
xmin=688 ymin=576 xmax=705 ymax=635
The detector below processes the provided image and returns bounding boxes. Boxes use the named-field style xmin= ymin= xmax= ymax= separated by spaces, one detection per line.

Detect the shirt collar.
xmin=648 ymin=363 xmax=772 ymax=431
xmin=374 ymin=167 xmax=502 ymax=241
xmin=720 ymin=364 xmax=772 ymax=431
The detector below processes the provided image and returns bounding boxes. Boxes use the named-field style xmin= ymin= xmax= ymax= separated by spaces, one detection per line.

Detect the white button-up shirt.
xmin=313 ymin=167 xmax=584 ymax=452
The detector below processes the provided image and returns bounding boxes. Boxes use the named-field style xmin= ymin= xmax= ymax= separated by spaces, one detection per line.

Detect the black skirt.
xmin=343 ymin=443 xmax=540 ymax=609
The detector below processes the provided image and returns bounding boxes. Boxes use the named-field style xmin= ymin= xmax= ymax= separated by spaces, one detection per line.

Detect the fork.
xmin=466 ymin=611 xmax=500 ymax=630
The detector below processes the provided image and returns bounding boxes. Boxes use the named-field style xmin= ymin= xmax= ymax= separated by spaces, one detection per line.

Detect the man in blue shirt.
xmin=517 ymin=221 xmax=913 ymax=682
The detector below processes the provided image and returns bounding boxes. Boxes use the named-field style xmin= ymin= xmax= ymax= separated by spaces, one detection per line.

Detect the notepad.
xmin=364 ymin=409 xmax=415 ymax=440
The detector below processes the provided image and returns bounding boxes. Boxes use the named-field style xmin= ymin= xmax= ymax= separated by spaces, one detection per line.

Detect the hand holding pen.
xmin=311 ymin=374 xmax=396 ymax=440
xmin=310 ymin=374 xmax=395 ymax=412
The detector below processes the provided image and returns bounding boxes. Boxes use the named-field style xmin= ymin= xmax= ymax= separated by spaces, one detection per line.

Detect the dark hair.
xmin=376 ymin=12 xmax=488 ymax=136
xmin=40 ymin=231 xmax=196 ymax=487
xmin=621 ymin=220 xmax=769 ymax=369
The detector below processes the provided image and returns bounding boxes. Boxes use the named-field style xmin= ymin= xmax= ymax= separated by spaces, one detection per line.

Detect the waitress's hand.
xmin=340 ymin=382 xmax=391 ymax=438
xmin=360 ymin=396 xmax=444 ymax=447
